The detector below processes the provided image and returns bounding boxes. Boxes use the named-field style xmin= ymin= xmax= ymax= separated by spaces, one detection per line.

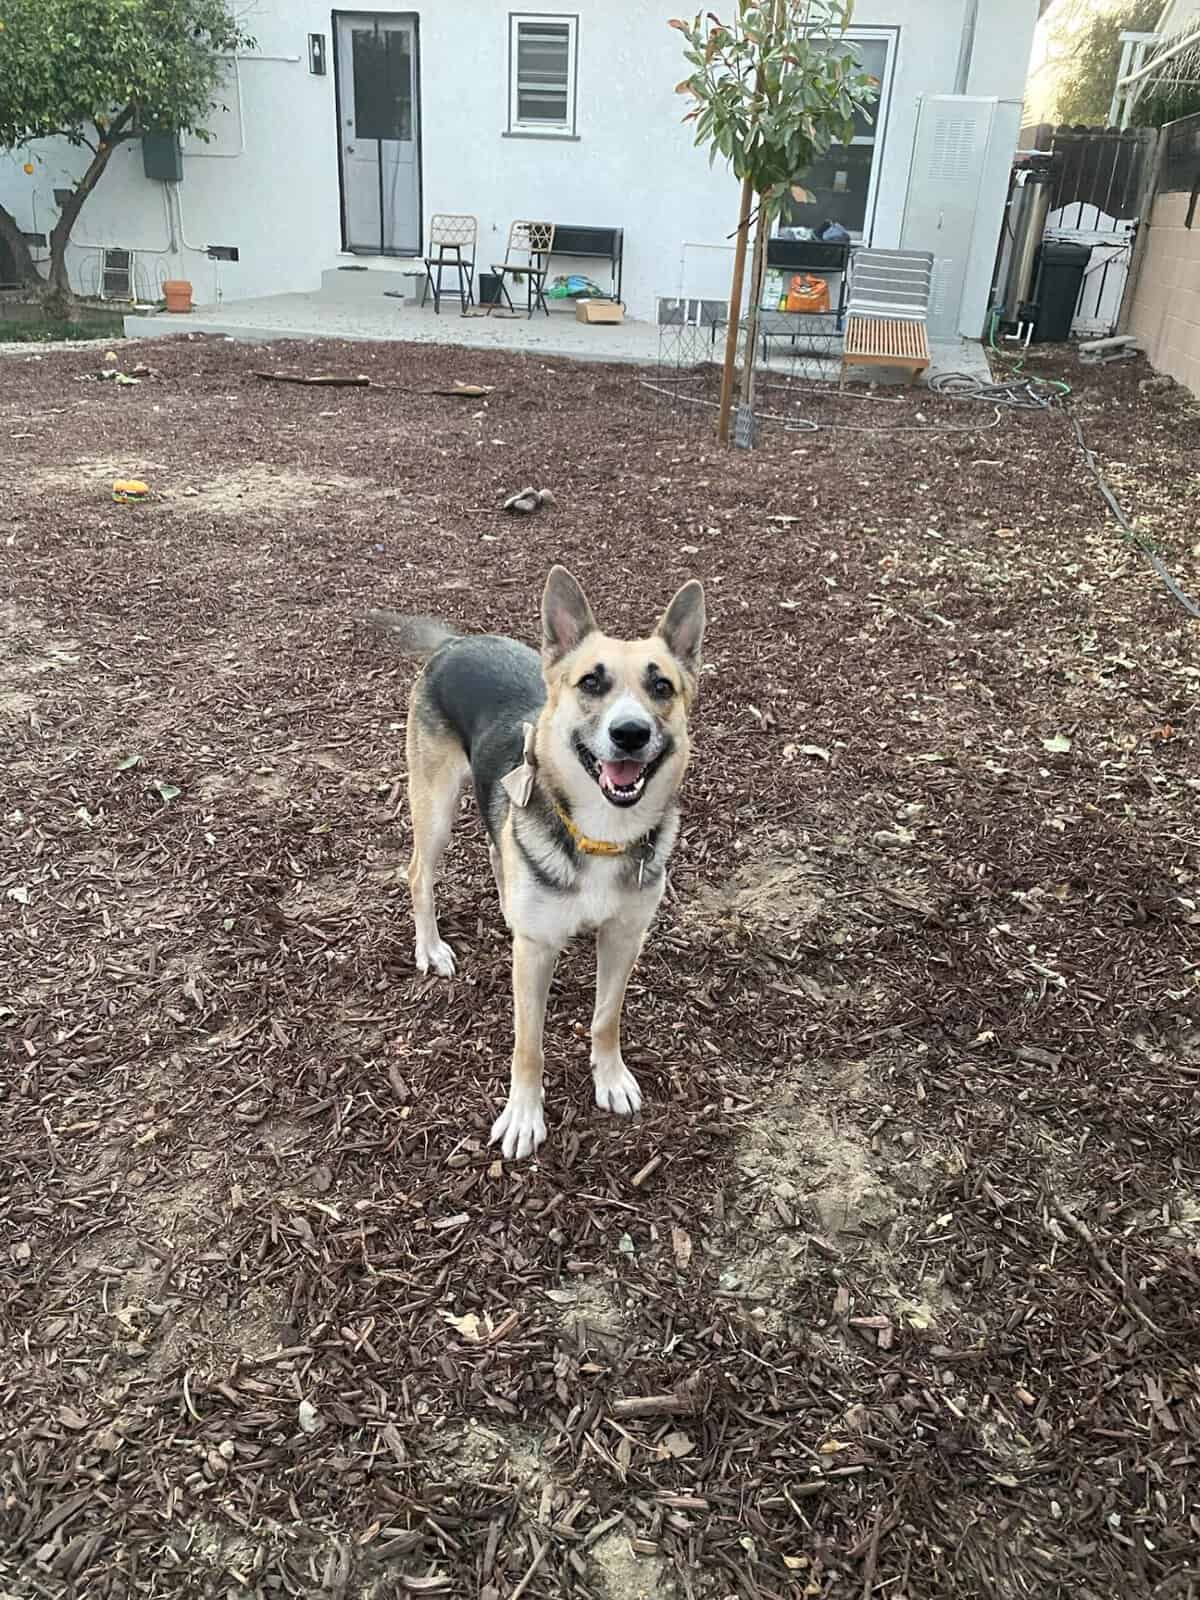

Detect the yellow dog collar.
xmin=552 ymin=800 xmax=629 ymax=857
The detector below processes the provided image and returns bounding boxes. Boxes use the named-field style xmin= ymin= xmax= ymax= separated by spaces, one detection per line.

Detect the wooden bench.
xmin=840 ymin=315 xmax=931 ymax=385
xmin=547 ymin=224 xmax=624 ymax=303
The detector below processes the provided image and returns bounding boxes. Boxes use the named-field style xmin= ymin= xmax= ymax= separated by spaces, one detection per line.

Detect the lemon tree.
xmin=0 ymin=0 xmax=251 ymax=312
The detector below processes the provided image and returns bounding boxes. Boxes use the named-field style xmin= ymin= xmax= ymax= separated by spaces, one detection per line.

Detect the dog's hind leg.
xmin=590 ymin=913 xmax=654 ymax=1117
xmin=405 ymin=706 xmax=468 ymax=977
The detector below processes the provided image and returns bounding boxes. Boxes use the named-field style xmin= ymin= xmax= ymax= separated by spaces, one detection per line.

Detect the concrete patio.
xmin=123 ymin=265 xmax=993 ymax=383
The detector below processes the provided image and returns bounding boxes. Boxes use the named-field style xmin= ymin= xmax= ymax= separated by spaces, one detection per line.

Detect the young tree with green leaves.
xmin=0 ymin=0 xmax=252 ymax=314
xmin=672 ymin=0 xmax=876 ymax=441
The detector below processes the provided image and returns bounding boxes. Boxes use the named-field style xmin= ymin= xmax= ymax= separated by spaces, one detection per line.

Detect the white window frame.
xmin=507 ymin=12 xmax=579 ymax=138
xmin=776 ymin=26 xmax=899 ymax=244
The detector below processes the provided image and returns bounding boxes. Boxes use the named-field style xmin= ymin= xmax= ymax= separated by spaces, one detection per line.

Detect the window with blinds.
xmin=509 ymin=15 xmax=577 ymax=135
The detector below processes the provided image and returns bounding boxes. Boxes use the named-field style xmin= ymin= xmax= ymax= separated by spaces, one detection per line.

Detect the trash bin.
xmin=477 ymin=272 xmax=503 ymax=307
xmin=1033 ymin=240 xmax=1091 ymax=343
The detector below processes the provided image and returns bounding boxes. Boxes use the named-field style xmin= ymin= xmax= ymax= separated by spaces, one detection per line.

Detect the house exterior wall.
xmin=0 ymin=0 xmax=1037 ymax=326
xmin=1128 ymin=189 xmax=1200 ymax=396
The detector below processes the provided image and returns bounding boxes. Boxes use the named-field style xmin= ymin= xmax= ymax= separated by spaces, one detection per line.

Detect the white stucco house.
xmin=0 ymin=1 xmax=1040 ymax=341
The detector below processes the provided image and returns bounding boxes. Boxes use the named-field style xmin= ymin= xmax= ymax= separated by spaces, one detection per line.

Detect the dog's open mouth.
xmin=574 ymin=738 xmax=665 ymax=807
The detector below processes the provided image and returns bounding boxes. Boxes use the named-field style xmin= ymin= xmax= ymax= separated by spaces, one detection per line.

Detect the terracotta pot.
xmin=163 ymin=279 xmax=193 ymax=314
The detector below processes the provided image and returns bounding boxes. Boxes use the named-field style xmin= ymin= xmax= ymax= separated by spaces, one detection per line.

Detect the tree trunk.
xmin=43 ymin=131 xmax=127 ymax=319
xmin=732 ymin=0 xmax=788 ymax=437
xmin=737 ymin=199 xmax=772 ymax=421
xmin=42 ymin=242 xmax=75 ymax=321
xmin=0 ymin=204 xmax=44 ymax=292
xmin=717 ymin=174 xmax=756 ymax=445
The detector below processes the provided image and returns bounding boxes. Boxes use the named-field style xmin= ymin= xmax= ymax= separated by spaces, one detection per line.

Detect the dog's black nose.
xmin=610 ymin=720 xmax=651 ymax=753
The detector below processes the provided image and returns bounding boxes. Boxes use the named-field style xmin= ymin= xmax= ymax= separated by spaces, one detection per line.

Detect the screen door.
xmin=336 ymin=14 xmax=420 ymax=254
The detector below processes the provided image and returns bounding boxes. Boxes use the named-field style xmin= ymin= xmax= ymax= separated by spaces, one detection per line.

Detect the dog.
xmin=369 ymin=566 xmax=705 ymax=1160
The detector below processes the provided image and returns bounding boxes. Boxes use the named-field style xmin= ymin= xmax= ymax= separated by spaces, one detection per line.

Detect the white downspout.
xmin=954 ymin=0 xmax=979 ymax=95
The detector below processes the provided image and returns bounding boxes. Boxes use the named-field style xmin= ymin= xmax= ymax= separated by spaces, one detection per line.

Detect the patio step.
xmin=321 ymin=258 xmax=424 ymax=300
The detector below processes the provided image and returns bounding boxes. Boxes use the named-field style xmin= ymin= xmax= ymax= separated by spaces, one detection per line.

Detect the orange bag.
xmin=785 ymin=273 xmax=831 ymax=313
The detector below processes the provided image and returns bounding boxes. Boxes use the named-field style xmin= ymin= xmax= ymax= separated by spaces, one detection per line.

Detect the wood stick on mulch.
xmin=630 ymin=1153 xmax=662 ymax=1188
xmin=860 ymin=1507 xmax=885 ymax=1599
xmin=610 ymin=1393 xmax=696 ymax=1419
xmin=581 ymin=1512 xmax=625 ymax=1549
xmin=508 ymin=1539 xmax=547 ymax=1600
xmin=254 ymin=371 xmax=493 ymax=398
xmin=1048 ymin=1196 xmax=1166 ymax=1339
xmin=254 ymin=370 xmax=372 ymax=387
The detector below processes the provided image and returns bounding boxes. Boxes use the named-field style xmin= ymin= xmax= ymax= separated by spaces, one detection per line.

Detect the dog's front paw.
xmin=490 ymin=1093 xmax=547 ymax=1160
xmin=593 ymin=1062 xmax=643 ymax=1117
xmin=415 ymin=937 xmax=457 ymax=977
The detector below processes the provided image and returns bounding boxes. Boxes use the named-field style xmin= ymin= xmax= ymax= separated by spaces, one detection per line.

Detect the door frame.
xmin=331 ymin=9 xmax=424 ymax=256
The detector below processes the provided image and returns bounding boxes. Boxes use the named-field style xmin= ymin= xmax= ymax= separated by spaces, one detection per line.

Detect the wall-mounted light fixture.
xmin=309 ymin=34 xmax=327 ymax=75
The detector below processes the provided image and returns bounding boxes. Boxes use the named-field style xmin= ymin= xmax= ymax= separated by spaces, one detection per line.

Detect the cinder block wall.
xmin=1128 ymin=191 xmax=1200 ymax=396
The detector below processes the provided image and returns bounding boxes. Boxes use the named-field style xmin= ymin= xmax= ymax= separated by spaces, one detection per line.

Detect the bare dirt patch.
xmin=22 ymin=457 xmax=367 ymax=520
xmin=22 ymin=454 xmax=169 ymax=494
xmin=720 ymin=1064 xmax=907 ymax=1337
xmin=689 ymin=851 xmax=826 ymax=934
xmin=590 ymin=1531 xmax=677 ymax=1600
xmin=0 ymin=687 xmax=38 ymax=718
xmin=159 ymin=464 xmax=365 ymax=517
xmin=545 ymin=1275 xmax=627 ymax=1350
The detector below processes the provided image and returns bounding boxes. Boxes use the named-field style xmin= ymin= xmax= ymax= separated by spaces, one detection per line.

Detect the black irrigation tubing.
xmin=925 ymin=370 xmax=1059 ymax=409
xmin=644 ymin=364 xmax=1200 ymax=618
xmin=638 ymin=374 xmax=1005 ymax=435
xmin=1062 ymin=406 xmax=1200 ymax=622
xmin=928 ymin=368 xmax=1200 ymax=620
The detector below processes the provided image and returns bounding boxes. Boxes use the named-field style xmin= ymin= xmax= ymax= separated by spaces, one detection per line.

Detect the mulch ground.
xmin=1 ymin=332 xmax=1198 ymax=1600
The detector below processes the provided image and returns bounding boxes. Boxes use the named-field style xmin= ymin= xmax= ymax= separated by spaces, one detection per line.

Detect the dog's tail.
xmin=366 ymin=610 xmax=460 ymax=658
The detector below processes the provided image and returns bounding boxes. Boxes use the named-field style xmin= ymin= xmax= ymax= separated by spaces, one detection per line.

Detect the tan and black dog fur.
xmin=371 ymin=567 xmax=705 ymax=1160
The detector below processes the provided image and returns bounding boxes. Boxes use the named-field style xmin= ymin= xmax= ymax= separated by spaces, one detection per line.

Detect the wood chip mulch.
xmin=1 ymin=334 xmax=1198 ymax=1600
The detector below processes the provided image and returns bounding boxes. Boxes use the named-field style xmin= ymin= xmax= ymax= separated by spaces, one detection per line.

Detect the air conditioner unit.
xmin=900 ymin=95 xmax=1022 ymax=340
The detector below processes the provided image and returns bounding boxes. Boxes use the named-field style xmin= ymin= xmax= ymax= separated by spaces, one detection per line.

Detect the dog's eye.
xmin=650 ymin=676 xmax=675 ymax=700
xmin=578 ymin=672 xmax=605 ymax=696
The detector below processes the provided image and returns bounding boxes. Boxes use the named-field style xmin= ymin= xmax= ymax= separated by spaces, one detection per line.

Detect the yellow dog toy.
xmin=112 ymin=479 xmax=149 ymax=504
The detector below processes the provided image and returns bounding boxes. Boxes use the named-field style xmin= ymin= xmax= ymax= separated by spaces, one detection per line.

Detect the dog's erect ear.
xmin=541 ymin=565 xmax=597 ymax=664
xmin=656 ymin=579 xmax=706 ymax=677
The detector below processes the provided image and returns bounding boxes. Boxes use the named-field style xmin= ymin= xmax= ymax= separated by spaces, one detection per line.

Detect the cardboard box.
xmin=576 ymin=299 xmax=624 ymax=324
xmin=761 ymin=269 xmax=785 ymax=309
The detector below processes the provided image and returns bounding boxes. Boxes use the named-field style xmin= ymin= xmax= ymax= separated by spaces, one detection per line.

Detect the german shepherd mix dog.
xmin=370 ymin=567 xmax=705 ymax=1161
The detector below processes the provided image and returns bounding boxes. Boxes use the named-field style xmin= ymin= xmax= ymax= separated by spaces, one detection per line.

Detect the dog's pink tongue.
xmin=601 ymin=760 xmax=642 ymax=787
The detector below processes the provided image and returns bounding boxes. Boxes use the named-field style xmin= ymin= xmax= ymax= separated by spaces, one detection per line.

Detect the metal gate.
xmin=1019 ymin=124 xmax=1156 ymax=337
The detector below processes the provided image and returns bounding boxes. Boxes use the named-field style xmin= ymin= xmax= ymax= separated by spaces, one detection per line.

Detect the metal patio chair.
xmin=421 ymin=214 xmax=477 ymax=313
xmin=491 ymin=221 xmax=556 ymax=317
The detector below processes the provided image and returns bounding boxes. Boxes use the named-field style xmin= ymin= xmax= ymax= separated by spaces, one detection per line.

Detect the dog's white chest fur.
xmin=507 ymin=854 xmax=655 ymax=946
